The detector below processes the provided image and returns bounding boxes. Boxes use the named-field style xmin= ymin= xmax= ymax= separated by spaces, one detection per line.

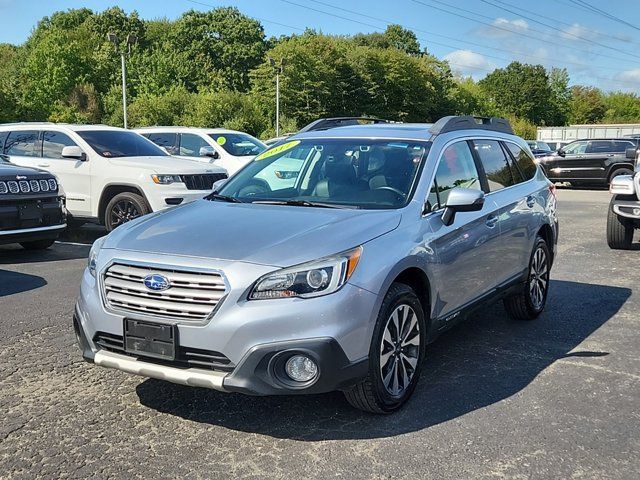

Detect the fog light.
xmin=285 ymin=355 xmax=318 ymax=382
xmin=634 ymin=208 xmax=640 ymax=216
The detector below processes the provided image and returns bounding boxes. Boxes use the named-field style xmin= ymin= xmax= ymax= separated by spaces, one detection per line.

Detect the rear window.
xmin=473 ymin=139 xmax=515 ymax=191
xmin=505 ymin=142 xmax=537 ymax=181
xmin=77 ymin=130 xmax=168 ymax=158
xmin=5 ymin=130 xmax=40 ymax=157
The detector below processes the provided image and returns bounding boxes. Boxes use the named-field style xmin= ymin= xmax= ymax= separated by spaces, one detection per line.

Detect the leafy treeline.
xmin=0 ymin=6 xmax=639 ymax=139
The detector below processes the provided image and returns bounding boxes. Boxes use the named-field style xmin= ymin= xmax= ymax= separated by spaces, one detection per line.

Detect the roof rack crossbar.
xmin=298 ymin=117 xmax=393 ymax=133
xmin=428 ymin=116 xmax=514 ymax=136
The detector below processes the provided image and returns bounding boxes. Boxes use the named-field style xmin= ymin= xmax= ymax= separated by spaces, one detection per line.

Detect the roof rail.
xmin=298 ymin=117 xmax=393 ymax=133
xmin=429 ymin=116 xmax=514 ymax=135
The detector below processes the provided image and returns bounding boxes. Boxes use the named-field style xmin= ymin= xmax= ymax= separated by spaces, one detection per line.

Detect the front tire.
xmin=20 ymin=238 xmax=56 ymax=250
xmin=343 ymin=283 xmax=426 ymax=414
xmin=104 ymin=192 xmax=150 ymax=232
xmin=608 ymin=168 xmax=634 ymax=184
xmin=504 ymin=237 xmax=551 ymax=320
xmin=607 ymin=196 xmax=634 ymax=250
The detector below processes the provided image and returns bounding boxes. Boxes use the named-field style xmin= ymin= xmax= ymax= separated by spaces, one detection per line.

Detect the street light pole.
xmin=269 ymin=58 xmax=286 ymax=137
xmin=107 ymin=32 xmax=137 ymax=129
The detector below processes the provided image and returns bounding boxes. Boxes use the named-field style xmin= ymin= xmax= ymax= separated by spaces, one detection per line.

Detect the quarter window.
xmin=145 ymin=133 xmax=178 ymax=155
xmin=428 ymin=141 xmax=482 ymax=211
xmin=611 ymin=140 xmax=635 ymax=153
xmin=473 ymin=139 xmax=515 ymax=191
xmin=180 ymin=134 xmax=210 ymax=156
xmin=42 ymin=131 xmax=77 ymax=159
xmin=5 ymin=131 xmax=40 ymax=157
xmin=505 ymin=142 xmax=537 ymax=181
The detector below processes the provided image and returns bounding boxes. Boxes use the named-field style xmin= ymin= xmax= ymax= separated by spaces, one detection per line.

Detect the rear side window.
xmin=473 ymin=139 xmax=515 ymax=191
xmin=146 ymin=132 xmax=178 ymax=155
xmin=505 ymin=143 xmax=537 ymax=181
xmin=0 ymin=132 xmax=7 ymax=152
xmin=428 ymin=141 xmax=482 ymax=210
xmin=611 ymin=140 xmax=635 ymax=153
xmin=180 ymin=133 xmax=210 ymax=156
xmin=42 ymin=131 xmax=77 ymax=159
xmin=5 ymin=130 xmax=40 ymax=157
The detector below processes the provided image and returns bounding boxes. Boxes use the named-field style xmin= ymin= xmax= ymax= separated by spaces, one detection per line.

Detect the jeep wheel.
xmin=608 ymin=168 xmax=634 ymax=184
xmin=343 ymin=283 xmax=426 ymax=414
xmin=607 ymin=196 xmax=634 ymax=250
xmin=105 ymin=192 xmax=150 ymax=232
xmin=504 ymin=237 xmax=550 ymax=321
xmin=19 ymin=239 xmax=56 ymax=250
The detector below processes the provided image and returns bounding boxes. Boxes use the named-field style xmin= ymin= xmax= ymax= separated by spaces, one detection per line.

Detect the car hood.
xmin=0 ymin=162 xmax=51 ymax=178
xmin=103 ymin=200 xmax=402 ymax=267
xmin=107 ymin=156 xmax=226 ymax=174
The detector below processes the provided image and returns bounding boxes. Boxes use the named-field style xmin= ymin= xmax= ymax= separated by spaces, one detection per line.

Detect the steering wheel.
xmin=374 ymin=186 xmax=406 ymax=200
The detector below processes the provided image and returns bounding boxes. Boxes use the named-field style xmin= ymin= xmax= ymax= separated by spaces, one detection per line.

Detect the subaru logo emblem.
xmin=144 ymin=274 xmax=170 ymax=291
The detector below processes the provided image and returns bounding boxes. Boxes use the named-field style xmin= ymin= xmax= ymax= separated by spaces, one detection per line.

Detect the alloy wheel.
xmin=529 ymin=247 xmax=549 ymax=310
xmin=379 ymin=304 xmax=420 ymax=396
xmin=110 ymin=200 xmax=140 ymax=228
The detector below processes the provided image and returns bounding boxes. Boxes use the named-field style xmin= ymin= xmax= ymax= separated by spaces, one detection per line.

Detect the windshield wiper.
xmin=251 ymin=199 xmax=356 ymax=209
xmin=205 ymin=192 xmax=242 ymax=203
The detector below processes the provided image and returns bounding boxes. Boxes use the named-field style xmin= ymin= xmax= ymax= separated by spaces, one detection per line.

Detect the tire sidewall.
xmin=525 ymin=238 xmax=551 ymax=314
xmin=368 ymin=284 xmax=427 ymax=412
xmin=609 ymin=168 xmax=634 ymax=183
xmin=105 ymin=193 xmax=149 ymax=232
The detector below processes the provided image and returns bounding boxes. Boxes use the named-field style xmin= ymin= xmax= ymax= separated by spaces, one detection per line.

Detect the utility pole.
xmin=269 ymin=58 xmax=286 ymax=137
xmin=107 ymin=32 xmax=138 ymax=129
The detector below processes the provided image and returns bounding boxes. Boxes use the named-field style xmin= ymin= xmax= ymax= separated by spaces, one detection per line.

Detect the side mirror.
xmin=199 ymin=146 xmax=220 ymax=159
xmin=441 ymin=187 xmax=485 ymax=226
xmin=212 ymin=178 xmax=227 ymax=192
xmin=557 ymin=149 xmax=565 ymax=157
xmin=625 ymin=147 xmax=638 ymax=160
xmin=61 ymin=145 xmax=87 ymax=161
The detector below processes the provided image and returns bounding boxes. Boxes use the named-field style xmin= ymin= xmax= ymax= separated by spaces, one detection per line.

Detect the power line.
xmin=411 ymin=0 xmax=640 ymax=63
xmin=568 ymin=0 xmax=640 ymax=33
xmin=307 ymin=0 xmax=633 ymax=74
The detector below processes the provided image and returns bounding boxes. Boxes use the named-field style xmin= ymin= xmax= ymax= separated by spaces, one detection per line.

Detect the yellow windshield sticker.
xmin=216 ymin=136 xmax=226 ymax=145
xmin=255 ymin=140 xmax=300 ymax=161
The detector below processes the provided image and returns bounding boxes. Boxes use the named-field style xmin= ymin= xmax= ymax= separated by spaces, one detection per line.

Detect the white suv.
xmin=135 ymin=127 xmax=266 ymax=176
xmin=0 ymin=124 xmax=227 ymax=231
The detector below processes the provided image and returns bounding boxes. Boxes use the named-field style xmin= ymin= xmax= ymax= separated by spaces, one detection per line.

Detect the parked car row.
xmin=73 ymin=115 xmax=559 ymax=413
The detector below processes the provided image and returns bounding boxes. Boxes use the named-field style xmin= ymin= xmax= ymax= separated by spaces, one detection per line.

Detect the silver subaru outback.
xmin=74 ymin=116 xmax=558 ymax=413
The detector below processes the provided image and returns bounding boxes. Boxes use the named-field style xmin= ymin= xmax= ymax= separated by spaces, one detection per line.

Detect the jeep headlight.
xmin=249 ymin=247 xmax=362 ymax=300
xmin=88 ymin=236 xmax=106 ymax=277
xmin=151 ymin=174 xmax=183 ymax=185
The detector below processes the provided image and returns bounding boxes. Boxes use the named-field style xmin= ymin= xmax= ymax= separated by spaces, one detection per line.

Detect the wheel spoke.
xmin=401 ymin=352 xmax=418 ymax=370
xmin=401 ymin=312 xmax=417 ymax=343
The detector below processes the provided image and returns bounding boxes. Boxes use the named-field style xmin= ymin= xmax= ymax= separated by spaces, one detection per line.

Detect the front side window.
xmin=145 ymin=133 xmax=178 ymax=155
xmin=42 ymin=131 xmax=77 ymax=159
xmin=5 ymin=130 xmax=40 ymax=157
xmin=208 ymin=133 xmax=266 ymax=157
xmin=473 ymin=139 xmax=515 ymax=192
xmin=76 ymin=130 xmax=168 ymax=158
xmin=505 ymin=142 xmax=537 ymax=181
xmin=427 ymin=141 xmax=481 ymax=211
xmin=563 ymin=141 xmax=588 ymax=155
xmin=218 ymin=139 xmax=430 ymax=209
xmin=180 ymin=134 xmax=210 ymax=156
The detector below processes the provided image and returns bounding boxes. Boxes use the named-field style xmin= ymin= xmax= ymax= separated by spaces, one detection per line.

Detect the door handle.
xmin=485 ymin=215 xmax=498 ymax=228
xmin=526 ymin=196 xmax=536 ymax=208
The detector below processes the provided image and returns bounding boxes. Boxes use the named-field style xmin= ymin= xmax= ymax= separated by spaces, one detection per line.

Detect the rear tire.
xmin=504 ymin=237 xmax=550 ymax=321
xmin=20 ymin=238 xmax=56 ymax=250
xmin=607 ymin=196 xmax=634 ymax=250
xmin=104 ymin=192 xmax=150 ymax=232
xmin=343 ymin=283 xmax=426 ymax=414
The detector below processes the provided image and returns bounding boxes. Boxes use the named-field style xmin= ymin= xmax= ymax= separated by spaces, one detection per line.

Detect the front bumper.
xmin=146 ymin=188 xmax=211 ymax=212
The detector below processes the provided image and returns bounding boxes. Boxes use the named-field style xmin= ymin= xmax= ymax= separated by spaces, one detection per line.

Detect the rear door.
xmin=41 ymin=130 xmax=92 ymax=217
xmin=472 ymin=139 xmax=532 ymax=284
xmin=425 ymin=140 xmax=502 ymax=319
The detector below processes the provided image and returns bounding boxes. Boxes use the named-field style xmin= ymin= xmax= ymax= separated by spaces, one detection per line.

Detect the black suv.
xmin=0 ymin=156 xmax=66 ymax=249
xmin=539 ymin=138 xmax=638 ymax=186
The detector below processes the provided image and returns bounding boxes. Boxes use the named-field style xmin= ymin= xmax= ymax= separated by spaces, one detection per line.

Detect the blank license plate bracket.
xmin=124 ymin=319 xmax=177 ymax=361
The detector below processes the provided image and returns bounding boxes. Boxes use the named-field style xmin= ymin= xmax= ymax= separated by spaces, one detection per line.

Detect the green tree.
xmin=602 ymin=92 xmax=640 ymax=123
xmin=569 ymin=86 xmax=606 ymax=124
xmin=479 ymin=62 xmax=553 ymax=124
xmin=548 ymin=67 xmax=570 ymax=126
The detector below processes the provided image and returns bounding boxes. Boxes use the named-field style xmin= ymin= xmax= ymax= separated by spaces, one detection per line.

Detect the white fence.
xmin=537 ymin=124 xmax=640 ymax=142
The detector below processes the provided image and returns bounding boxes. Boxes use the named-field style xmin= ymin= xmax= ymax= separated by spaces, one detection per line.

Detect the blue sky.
xmin=1 ymin=0 xmax=639 ymax=92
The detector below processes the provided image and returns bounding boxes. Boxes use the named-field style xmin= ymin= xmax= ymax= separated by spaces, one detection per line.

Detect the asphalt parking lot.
xmin=1 ymin=189 xmax=638 ymax=479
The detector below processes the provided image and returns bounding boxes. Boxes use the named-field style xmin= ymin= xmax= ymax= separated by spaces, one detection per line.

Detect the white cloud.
xmin=444 ymin=50 xmax=495 ymax=78
xmin=617 ymin=68 xmax=640 ymax=83
xmin=477 ymin=17 xmax=529 ymax=38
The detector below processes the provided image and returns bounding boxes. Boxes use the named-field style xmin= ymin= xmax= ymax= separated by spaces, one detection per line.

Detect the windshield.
xmin=208 ymin=133 xmax=266 ymax=157
xmin=217 ymin=138 xmax=431 ymax=209
xmin=77 ymin=130 xmax=168 ymax=158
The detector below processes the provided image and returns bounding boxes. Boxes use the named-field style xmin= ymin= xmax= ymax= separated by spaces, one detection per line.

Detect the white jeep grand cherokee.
xmin=0 ymin=124 xmax=227 ymax=231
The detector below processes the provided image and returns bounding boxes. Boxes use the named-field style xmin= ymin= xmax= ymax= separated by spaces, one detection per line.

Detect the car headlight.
xmin=249 ymin=246 xmax=362 ymax=300
xmin=151 ymin=174 xmax=183 ymax=185
xmin=88 ymin=236 xmax=106 ymax=277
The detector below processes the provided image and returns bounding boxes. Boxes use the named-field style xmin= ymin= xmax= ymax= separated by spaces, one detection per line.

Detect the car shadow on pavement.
xmin=0 ymin=242 xmax=91 ymax=264
xmin=0 ymin=269 xmax=47 ymax=297
xmin=136 ymin=279 xmax=630 ymax=440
